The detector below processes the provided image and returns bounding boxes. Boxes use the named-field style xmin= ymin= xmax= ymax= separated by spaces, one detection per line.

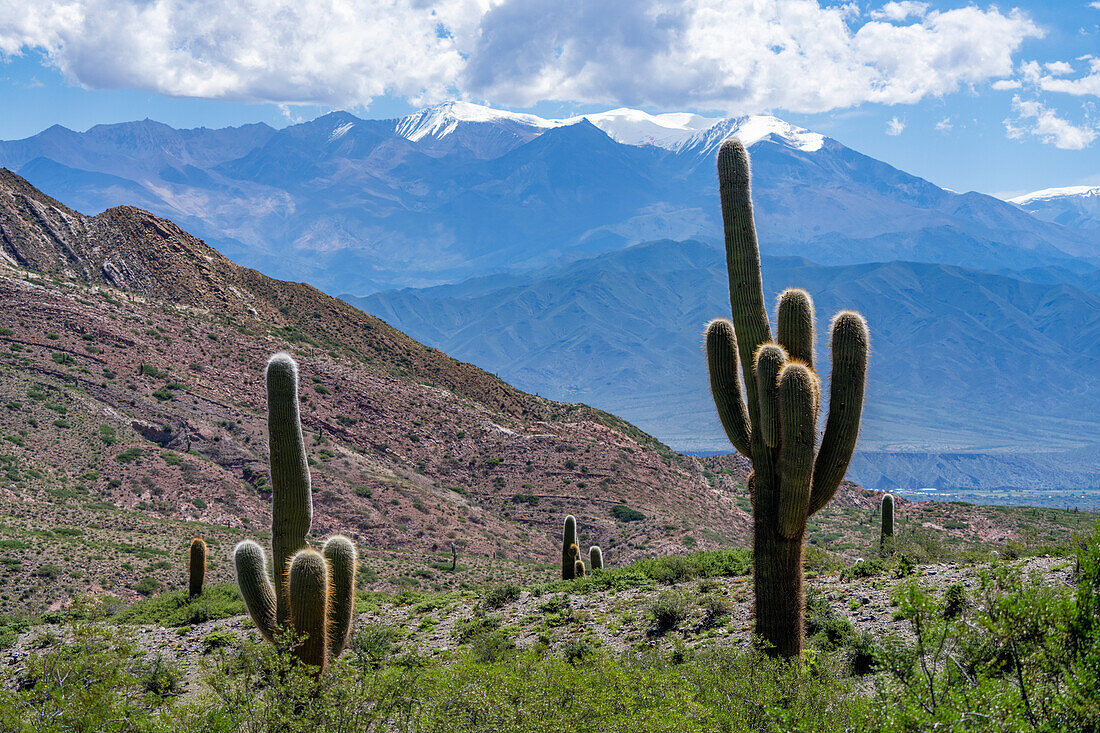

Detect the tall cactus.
xmin=589 ymin=545 xmax=604 ymax=570
xmin=880 ymin=493 xmax=895 ymax=555
xmin=188 ymin=537 xmax=206 ymax=599
xmin=706 ymin=139 xmax=870 ymax=657
xmin=233 ymin=353 xmax=358 ymax=672
xmin=561 ymin=515 xmax=578 ymax=580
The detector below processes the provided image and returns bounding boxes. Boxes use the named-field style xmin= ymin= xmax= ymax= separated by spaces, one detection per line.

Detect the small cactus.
xmin=880 ymin=493 xmax=895 ymax=555
xmin=589 ymin=545 xmax=604 ymax=570
xmin=561 ymin=515 xmax=578 ymax=580
xmin=188 ymin=537 xmax=206 ymax=598
xmin=233 ymin=353 xmax=357 ymax=672
xmin=574 ymin=559 xmax=586 ymax=578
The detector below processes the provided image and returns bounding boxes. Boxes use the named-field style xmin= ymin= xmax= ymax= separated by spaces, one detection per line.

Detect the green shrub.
xmin=610 ymin=504 xmax=645 ymax=522
xmin=840 ymin=559 xmax=885 ymax=581
xmin=113 ymin=584 xmax=244 ymax=626
xmin=649 ymin=593 xmax=689 ymax=632
xmin=481 ymin=583 xmax=521 ymax=611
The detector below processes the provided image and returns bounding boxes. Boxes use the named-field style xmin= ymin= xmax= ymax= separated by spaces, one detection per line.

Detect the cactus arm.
xmin=266 ymin=353 xmax=313 ymax=626
xmin=323 ymin=535 xmax=357 ymax=660
xmin=776 ymin=289 xmax=815 ymax=370
xmin=776 ymin=363 xmax=820 ymax=538
xmin=188 ymin=537 xmax=207 ymax=599
xmin=807 ymin=312 xmax=870 ymax=516
xmin=753 ymin=343 xmax=787 ymax=449
xmin=289 ymin=549 xmax=329 ymax=671
xmin=717 ymin=139 xmax=772 ymax=423
xmin=706 ymin=319 xmax=752 ymax=457
xmin=233 ymin=540 xmax=278 ymax=643
xmin=561 ymin=515 xmax=577 ymax=580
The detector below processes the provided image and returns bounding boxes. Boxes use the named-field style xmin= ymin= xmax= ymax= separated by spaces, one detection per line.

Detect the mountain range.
xmin=3 ymin=102 xmax=1099 ymax=495
xmin=2 ymin=102 xmax=1097 ymax=297
xmin=354 ymin=238 xmax=1100 ymax=489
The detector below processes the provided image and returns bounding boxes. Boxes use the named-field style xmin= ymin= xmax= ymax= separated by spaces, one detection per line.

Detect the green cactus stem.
xmin=188 ymin=537 xmax=206 ymax=599
xmin=289 ymin=548 xmax=329 ymax=671
xmin=574 ymin=559 xmax=586 ymax=578
xmin=562 ymin=515 xmax=578 ymax=580
xmin=232 ymin=353 xmax=356 ymax=671
xmin=706 ymin=139 xmax=870 ymax=657
xmin=324 ymin=535 xmax=357 ymax=660
xmin=589 ymin=546 xmax=604 ymax=570
xmin=266 ymin=353 xmax=312 ymax=627
xmin=234 ymin=540 xmax=277 ymax=642
xmin=880 ymin=493 xmax=895 ymax=555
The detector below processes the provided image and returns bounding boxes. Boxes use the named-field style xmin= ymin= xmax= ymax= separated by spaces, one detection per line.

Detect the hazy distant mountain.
xmin=2 ymin=103 xmax=1096 ymax=295
xmin=354 ymin=239 xmax=1100 ymax=477
xmin=1011 ymin=185 xmax=1100 ymax=231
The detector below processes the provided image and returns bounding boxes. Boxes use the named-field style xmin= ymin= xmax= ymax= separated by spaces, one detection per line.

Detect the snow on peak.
xmin=393 ymin=102 xmax=826 ymax=154
xmin=395 ymin=101 xmax=556 ymax=142
xmin=679 ymin=115 xmax=826 ymax=155
xmin=574 ymin=108 xmax=722 ymax=148
xmin=328 ymin=121 xmax=355 ymax=142
xmin=1009 ymin=185 xmax=1100 ymax=205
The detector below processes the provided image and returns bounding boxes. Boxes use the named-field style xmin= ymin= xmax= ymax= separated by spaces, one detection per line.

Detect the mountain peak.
xmin=1010 ymin=185 xmax=1100 ymax=205
xmin=395 ymin=101 xmax=556 ymax=142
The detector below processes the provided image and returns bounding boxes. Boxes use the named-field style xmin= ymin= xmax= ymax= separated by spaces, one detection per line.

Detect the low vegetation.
xmin=1 ymin=524 xmax=1097 ymax=731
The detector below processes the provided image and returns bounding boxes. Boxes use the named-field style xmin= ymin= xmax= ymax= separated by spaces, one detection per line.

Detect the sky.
xmin=0 ymin=0 xmax=1098 ymax=198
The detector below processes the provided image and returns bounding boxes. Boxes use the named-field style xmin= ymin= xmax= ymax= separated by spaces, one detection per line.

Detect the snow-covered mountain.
xmin=390 ymin=101 xmax=817 ymax=154
xmin=1 ymin=102 xmax=1096 ymax=295
xmin=1011 ymin=185 xmax=1100 ymax=230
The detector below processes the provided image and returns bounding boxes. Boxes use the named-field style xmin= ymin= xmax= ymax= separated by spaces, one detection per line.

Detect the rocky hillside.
xmin=0 ymin=170 xmax=1094 ymax=615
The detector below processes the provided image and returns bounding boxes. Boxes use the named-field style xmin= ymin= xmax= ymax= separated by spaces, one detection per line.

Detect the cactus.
xmin=880 ymin=493 xmax=895 ymax=555
xmin=561 ymin=515 xmax=578 ymax=580
xmin=706 ymin=139 xmax=870 ymax=657
xmin=574 ymin=559 xmax=586 ymax=578
xmin=233 ymin=353 xmax=357 ymax=671
xmin=589 ymin=545 xmax=604 ymax=570
xmin=188 ymin=537 xmax=206 ymax=598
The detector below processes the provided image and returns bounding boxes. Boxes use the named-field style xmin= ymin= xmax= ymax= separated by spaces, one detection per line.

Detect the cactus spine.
xmin=574 ymin=559 xmax=586 ymax=578
xmin=188 ymin=537 xmax=206 ymax=598
xmin=706 ymin=139 xmax=870 ymax=657
xmin=880 ymin=493 xmax=895 ymax=555
xmin=589 ymin=545 xmax=604 ymax=570
xmin=562 ymin=515 xmax=578 ymax=580
xmin=233 ymin=353 xmax=357 ymax=672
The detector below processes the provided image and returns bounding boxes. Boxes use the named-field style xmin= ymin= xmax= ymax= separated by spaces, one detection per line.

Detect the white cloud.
xmin=870 ymin=2 xmax=929 ymax=22
xmin=0 ymin=0 xmax=491 ymax=105
xmin=1037 ymin=56 xmax=1100 ymax=96
xmin=886 ymin=116 xmax=905 ymax=135
xmin=1005 ymin=96 xmax=1098 ymax=150
xmin=935 ymin=116 xmax=952 ymax=132
xmin=1091 ymin=2 xmax=1100 ymax=9
xmin=0 ymin=0 xmax=1042 ymax=114
xmin=1045 ymin=61 xmax=1074 ymax=76
xmin=992 ymin=79 xmax=1022 ymax=90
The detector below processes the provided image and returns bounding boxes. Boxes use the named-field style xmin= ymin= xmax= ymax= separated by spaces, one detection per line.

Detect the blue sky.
xmin=1 ymin=0 xmax=1098 ymax=197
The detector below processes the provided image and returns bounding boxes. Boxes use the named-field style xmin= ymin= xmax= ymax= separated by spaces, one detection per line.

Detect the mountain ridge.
xmin=2 ymin=103 xmax=1096 ymax=296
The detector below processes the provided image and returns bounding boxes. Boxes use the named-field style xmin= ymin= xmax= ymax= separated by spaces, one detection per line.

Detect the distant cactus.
xmin=589 ymin=545 xmax=604 ymax=570
xmin=561 ymin=515 xmax=578 ymax=580
xmin=574 ymin=559 xmax=586 ymax=578
xmin=880 ymin=493 xmax=895 ymax=555
xmin=233 ymin=353 xmax=357 ymax=672
xmin=188 ymin=537 xmax=206 ymax=598
xmin=705 ymin=139 xmax=870 ymax=657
